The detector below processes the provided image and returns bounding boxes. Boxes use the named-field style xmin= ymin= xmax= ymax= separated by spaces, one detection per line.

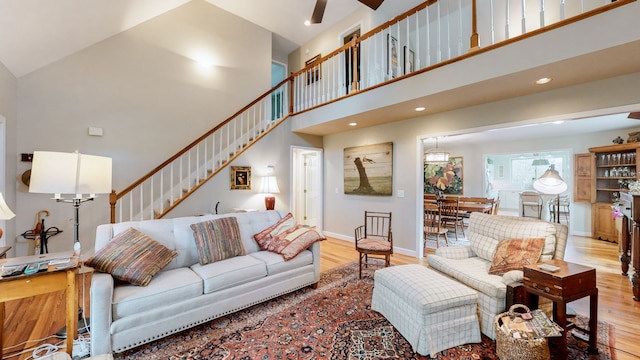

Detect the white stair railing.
xmin=111 ymin=80 xmax=289 ymax=222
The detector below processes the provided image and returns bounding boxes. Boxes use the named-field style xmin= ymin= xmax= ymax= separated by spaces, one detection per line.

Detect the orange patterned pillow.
xmin=488 ymin=238 xmax=545 ymax=275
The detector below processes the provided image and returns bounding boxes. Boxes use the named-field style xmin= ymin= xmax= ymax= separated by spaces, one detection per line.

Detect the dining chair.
xmin=354 ymin=211 xmax=392 ymax=279
xmin=438 ymin=197 xmax=465 ymax=240
xmin=520 ymin=190 xmax=543 ymax=219
xmin=424 ymin=202 xmax=448 ymax=248
xmin=492 ymin=198 xmax=501 ymax=215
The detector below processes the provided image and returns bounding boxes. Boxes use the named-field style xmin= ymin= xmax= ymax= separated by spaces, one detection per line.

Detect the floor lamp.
xmin=533 ymin=165 xmax=568 ymax=223
xmin=28 ymin=150 xmax=112 ymax=338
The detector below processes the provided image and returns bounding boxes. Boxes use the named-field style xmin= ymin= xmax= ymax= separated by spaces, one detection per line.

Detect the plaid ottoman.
xmin=371 ymin=264 xmax=481 ymax=357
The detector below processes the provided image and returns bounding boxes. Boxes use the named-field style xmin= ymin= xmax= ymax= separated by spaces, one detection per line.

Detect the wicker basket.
xmin=494 ymin=304 xmax=550 ymax=360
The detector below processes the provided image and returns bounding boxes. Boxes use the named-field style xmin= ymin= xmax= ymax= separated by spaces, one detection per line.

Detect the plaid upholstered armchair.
xmin=354 ymin=211 xmax=393 ymax=279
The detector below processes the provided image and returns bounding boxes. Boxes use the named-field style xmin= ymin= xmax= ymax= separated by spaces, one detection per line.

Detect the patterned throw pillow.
xmin=488 ymin=237 xmax=545 ymax=275
xmin=85 ymin=227 xmax=178 ymax=286
xmin=254 ymin=213 xmax=325 ymax=260
xmin=191 ymin=217 xmax=246 ymax=265
xmin=253 ymin=213 xmax=297 ymax=251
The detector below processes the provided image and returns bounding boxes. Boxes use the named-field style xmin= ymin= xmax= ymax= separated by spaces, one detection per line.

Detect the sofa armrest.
xmin=90 ymin=272 xmax=114 ymax=356
xmin=502 ymin=270 xmax=524 ymax=284
xmin=433 ymin=245 xmax=475 ymax=259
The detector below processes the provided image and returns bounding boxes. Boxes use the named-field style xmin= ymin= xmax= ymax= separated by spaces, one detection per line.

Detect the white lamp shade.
xmin=533 ymin=166 xmax=567 ymax=195
xmin=425 ymin=151 xmax=450 ymax=163
xmin=261 ymin=176 xmax=280 ymax=194
xmin=0 ymin=192 xmax=16 ymax=220
xmin=29 ymin=151 xmax=112 ymax=196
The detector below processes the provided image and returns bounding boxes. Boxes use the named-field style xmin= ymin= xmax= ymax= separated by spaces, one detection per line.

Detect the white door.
xmin=292 ymin=147 xmax=323 ymax=229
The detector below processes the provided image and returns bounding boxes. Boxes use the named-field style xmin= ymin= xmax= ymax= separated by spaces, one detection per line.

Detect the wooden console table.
xmin=0 ymin=258 xmax=80 ymax=358
xmin=618 ymin=192 xmax=640 ymax=301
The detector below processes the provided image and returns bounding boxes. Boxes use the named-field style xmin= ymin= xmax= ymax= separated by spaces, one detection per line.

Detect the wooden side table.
xmin=0 ymin=258 xmax=80 ymax=358
xmin=523 ymin=259 xmax=598 ymax=360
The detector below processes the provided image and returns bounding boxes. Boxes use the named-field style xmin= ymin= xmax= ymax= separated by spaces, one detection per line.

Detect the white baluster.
xmin=505 ymin=0 xmax=510 ymax=39
xmin=521 ymin=0 xmax=527 ymax=34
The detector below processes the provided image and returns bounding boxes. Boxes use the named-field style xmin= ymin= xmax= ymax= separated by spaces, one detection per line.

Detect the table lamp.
xmin=261 ymin=166 xmax=280 ymax=210
xmin=533 ymin=164 xmax=568 ymax=223
xmin=0 ymin=192 xmax=16 ymax=240
xmin=28 ymin=151 xmax=112 ymax=255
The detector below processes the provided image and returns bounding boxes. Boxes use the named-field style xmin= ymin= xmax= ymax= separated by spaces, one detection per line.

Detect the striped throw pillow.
xmin=191 ymin=217 xmax=246 ymax=265
xmin=85 ymin=227 xmax=178 ymax=286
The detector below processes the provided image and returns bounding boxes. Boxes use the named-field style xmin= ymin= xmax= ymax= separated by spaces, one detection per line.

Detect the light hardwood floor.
xmin=3 ymin=233 xmax=640 ymax=359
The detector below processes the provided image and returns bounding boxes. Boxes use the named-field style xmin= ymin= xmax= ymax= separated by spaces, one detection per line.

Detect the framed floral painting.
xmin=424 ymin=157 xmax=463 ymax=195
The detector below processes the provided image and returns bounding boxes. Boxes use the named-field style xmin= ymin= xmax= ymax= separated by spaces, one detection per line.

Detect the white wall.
xmin=322 ymin=72 xmax=640 ymax=257
xmin=12 ymin=1 xmax=276 ymax=256
xmin=0 ymin=61 xmax=17 ymax=255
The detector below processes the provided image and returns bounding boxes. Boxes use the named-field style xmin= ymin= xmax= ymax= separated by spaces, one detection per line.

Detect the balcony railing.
xmin=110 ymin=0 xmax=630 ymax=222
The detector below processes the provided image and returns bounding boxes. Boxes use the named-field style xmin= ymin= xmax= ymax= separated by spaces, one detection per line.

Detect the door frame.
xmin=290 ymin=146 xmax=323 ymax=232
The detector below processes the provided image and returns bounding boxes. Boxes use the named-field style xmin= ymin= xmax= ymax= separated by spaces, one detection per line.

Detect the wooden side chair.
xmin=491 ymin=198 xmax=501 ymax=215
xmin=424 ymin=202 xmax=448 ymax=248
xmin=354 ymin=211 xmax=392 ymax=279
xmin=438 ymin=197 xmax=465 ymax=240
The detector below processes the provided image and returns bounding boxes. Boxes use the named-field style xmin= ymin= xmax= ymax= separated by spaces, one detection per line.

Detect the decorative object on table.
xmin=260 ymin=166 xmax=280 ymax=210
xmin=613 ymin=136 xmax=624 ymax=144
xmin=0 ymin=192 xmax=16 ymax=240
xmin=533 ymin=164 xmax=567 ymax=223
xmin=20 ymin=210 xmax=62 ymax=254
xmin=343 ymin=142 xmax=393 ymax=196
xmin=28 ymin=150 xmax=112 ymax=256
xmin=424 ymin=156 xmax=463 ymax=195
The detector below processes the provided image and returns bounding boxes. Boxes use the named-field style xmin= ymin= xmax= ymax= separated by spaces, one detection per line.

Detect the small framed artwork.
xmin=404 ymin=46 xmax=414 ymax=74
xmin=305 ymin=54 xmax=322 ymax=85
xmin=387 ymin=34 xmax=398 ymax=78
xmin=230 ymin=166 xmax=251 ymax=190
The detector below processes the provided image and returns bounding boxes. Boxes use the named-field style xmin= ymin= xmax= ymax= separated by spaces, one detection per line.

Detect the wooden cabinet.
xmin=585 ymin=143 xmax=640 ymax=242
xmin=574 ymin=153 xmax=593 ymax=203
xmin=592 ymin=202 xmax=618 ymax=241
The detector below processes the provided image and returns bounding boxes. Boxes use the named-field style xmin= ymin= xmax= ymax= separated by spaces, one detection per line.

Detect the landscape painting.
xmin=344 ymin=142 xmax=393 ymax=196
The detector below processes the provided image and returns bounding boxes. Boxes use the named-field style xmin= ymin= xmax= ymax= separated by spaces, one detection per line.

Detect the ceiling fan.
xmin=311 ymin=0 xmax=385 ymax=24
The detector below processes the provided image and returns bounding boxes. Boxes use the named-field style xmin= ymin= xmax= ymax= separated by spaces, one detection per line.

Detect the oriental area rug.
xmin=115 ymin=261 xmax=615 ymax=360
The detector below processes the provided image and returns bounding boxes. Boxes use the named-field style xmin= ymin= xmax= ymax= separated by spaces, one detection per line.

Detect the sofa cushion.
xmin=86 ymin=227 xmax=178 ymax=286
xmin=191 ymin=217 xmax=245 ymax=265
xmin=112 ymin=267 xmax=203 ymax=320
xmin=249 ymin=249 xmax=313 ymax=275
xmin=190 ymin=255 xmax=267 ymax=294
xmin=427 ymin=255 xmax=506 ymax=299
xmin=253 ymin=212 xmax=296 ymax=250
xmin=468 ymin=213 xmax=558 ymax=262
xmin=488 ymin=238 xmax=545 ymax=275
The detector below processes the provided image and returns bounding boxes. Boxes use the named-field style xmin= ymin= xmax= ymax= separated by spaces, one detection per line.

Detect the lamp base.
xmin=265 ymin=196 xmax=275 ymax=210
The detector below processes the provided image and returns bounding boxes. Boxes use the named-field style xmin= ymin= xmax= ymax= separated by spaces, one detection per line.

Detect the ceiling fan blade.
xmin=628 ymin=112 xmax=640 ymax=120
xmin=358 ymin=0 xmax=384 ymax=10
xmin=311 ymin=0 xmax=327 ymax=24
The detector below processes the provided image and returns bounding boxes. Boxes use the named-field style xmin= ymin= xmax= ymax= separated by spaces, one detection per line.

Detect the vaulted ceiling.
xmin=0 ymin=0 xmax=423 ymax=78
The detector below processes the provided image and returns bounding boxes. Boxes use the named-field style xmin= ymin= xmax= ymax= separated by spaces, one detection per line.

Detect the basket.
xmin=494 ymin=304 xmax=550 ymax=360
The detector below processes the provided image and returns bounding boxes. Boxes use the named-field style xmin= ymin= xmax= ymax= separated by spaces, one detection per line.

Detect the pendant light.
xmin=424 ymin=137 xmax=450 ymax=164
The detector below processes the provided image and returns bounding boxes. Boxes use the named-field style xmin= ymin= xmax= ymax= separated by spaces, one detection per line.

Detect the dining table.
xmin=424 ymin=197 xmax=493 ymax=214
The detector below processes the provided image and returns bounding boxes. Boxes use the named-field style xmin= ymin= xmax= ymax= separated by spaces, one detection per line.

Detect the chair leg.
xmin=359 ymin=253 xmax=363 ymax=279
xmin=444 ymin=232 xmax=449 ymax=246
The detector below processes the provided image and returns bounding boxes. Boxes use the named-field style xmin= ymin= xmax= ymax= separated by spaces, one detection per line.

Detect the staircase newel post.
xmin=469 ymin=0 xmax=480 ymax=52
xmin=109 ymin=190 xmax=117 ymax=224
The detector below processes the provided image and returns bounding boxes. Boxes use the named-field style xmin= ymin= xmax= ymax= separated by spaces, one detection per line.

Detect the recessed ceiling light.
xmin=349 ymin=122 xmax=357 ymax=127
xmin=415 ymin=107 xmax=426 ymax=111
xmin=535 ymin=77 xmax=553 ymax=85
xmin=304 ymin=20 xmax=311 ymax=26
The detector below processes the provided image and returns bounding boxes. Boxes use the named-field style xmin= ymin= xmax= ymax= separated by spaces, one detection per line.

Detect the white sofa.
xmin=426 ymin=213 xmax=568 ymax=339
xmin=89 ymin=210 xmax=320 ymax=356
